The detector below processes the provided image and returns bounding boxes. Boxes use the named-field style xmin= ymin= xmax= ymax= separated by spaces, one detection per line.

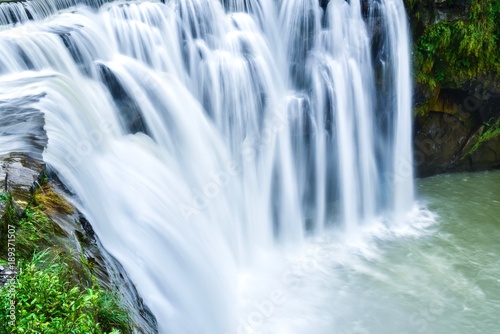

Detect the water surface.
xmin=247 ymin=171 xmax=500 ymax=334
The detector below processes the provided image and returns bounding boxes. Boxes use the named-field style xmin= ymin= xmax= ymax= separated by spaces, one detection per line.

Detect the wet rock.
xmin=414 ymin=91 xmax=500 ymax=177
xmin=0 ymin=97 xmax=47 ymax=156
xmin=463 ymin=130 xmax=500 ymax=171
xmin=0 ymin=153 xmax=44 ymax=210
xmin=414 ymin=112 xmax=471 ymax=176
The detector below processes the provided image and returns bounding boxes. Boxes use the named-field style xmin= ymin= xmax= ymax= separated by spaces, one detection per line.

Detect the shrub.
xmin=414 ymin=0 xmax=500 ymax=91
xmin=0 ymin=251 xmax=130 ymax=334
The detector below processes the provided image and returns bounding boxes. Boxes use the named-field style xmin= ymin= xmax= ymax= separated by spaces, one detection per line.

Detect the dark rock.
xmin=462 ymin=128 xmax=500 ymax=170
xmin=0 ymin=94 xmax=47 ymax=156
xmin=404 ymin=0 xmax=471 ymax=39
xmin=415 ymin=120 xmax=500 ymax=177
xmin=414 ymin=112 xmax=470 ymax=176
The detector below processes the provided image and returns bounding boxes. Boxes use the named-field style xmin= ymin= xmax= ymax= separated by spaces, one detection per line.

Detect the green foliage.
xmin=0 ymin=192 xmax=10 ymax=204
xmin=15 ymin=206 xmax=61 ymax=258
xmin=0 ymin=251 xmax=130 ymax=334
xmin=465 ymin=119 xmax=500 ymax=156
xmin=415 ymin=0 xmax=500 ymax=90
xmin=96 ymin=291 xmax=131 ymax=333
xmin=13 ymin=185 xmax=72 ymax=257
xmin=0 ymin=192 xmax=17 ymax=256
xmin=37 ymin=170 xmax=49 ymax=187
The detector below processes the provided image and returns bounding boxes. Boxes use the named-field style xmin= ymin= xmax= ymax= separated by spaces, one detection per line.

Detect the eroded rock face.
xmin=0 ymin=97 xmax=47 ymax=157
xmin=414 ymin=88 xmax=500 ymax=177
xmin=414 ymin=112 xmax=469 ymax=176
xmin=461 ymin=128 xmax=500 ymax=170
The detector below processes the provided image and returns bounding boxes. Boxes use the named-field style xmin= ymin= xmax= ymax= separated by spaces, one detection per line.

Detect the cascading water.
xmin=0 ymin=0 xmax=414 ymax=333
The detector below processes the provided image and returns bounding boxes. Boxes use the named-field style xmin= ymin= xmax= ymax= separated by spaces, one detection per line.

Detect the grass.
xmin=14 ymin=185 xmax=72 ymax=258
xmin=0 ymin=251 xmax=130 ymax=334
xmin=0 ymin=192 xmax=17 ymax=257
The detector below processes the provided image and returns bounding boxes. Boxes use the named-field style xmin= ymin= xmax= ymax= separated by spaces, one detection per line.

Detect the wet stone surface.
xmin=0 ymin=153 xmax=44 ymax=209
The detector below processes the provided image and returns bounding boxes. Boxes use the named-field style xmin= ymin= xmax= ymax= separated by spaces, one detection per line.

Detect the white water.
xmin=0 ymin=0 xmax=414 ymax=332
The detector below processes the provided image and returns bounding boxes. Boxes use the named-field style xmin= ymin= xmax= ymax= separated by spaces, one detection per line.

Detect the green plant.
xmin=12 ymin=185 xmax=73 ymax=258
xmin=0 ymin=251 xmax=130 ymax=334
xmin=414 ymin=0 xmax=500 ymax=92
xmin=0 ymin=192 xmax=17 ymax=257
xmin=15 ymin=206 xmax=63 ymax=258
xmin=464 ymin=119 xmax=500 ymax=156
xmin=0 ymin=192 xmax=10 ymax=204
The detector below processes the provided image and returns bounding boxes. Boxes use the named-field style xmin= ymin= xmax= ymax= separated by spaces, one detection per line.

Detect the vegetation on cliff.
xmin=406 ymin=0 xmax=500 ymax=92
xmin=406 ymin=0 xmax=500 ymax=173
xmin=0 ymin=251 xmax=129 ymax=334
xmin=0 ymin=179 xmax=131 ymax=334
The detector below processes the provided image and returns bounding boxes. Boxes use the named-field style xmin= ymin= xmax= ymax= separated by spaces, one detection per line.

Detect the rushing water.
xmin=0 ymin=0 xmax=417 ymax=333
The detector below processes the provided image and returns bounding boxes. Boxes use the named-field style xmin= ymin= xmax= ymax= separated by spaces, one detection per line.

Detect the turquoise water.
xmin=331 ymin=171 xmax=500 ymax=333
xmin=252 ymin=171 xmax=500 ymax=334
xmin=408 ymin=170 xmax=500 ymax=333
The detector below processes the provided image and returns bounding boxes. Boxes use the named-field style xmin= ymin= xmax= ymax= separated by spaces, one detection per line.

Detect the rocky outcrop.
xmin=414 ymin=98 xmax=500 ymax=176
xmin=406 ymin=0 xmax=500 ymax=177
xmin=414 ymin=81 xmax=500 ymax=176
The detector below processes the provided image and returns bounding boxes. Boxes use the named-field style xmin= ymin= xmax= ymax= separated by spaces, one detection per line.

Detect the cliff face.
xmin=405 ymin=0 xmax=500 ymax=176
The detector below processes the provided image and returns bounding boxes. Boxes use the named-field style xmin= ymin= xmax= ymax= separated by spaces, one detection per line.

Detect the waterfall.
xmin=0 ymin=0 xmax=413 ymax=332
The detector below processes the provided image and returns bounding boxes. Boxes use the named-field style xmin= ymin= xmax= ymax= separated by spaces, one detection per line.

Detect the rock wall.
xmin=405 ymin=0 xmax=500 ymax=177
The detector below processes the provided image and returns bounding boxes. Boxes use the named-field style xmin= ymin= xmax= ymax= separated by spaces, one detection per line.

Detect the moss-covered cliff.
xmin=405 ymin=0 xmax=500 ymax=176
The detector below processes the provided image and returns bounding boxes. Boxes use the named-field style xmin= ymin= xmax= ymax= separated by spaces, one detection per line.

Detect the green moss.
xmin=0 ymin=251 xmax=130 ymax=334
xmin=8 ymin=185 xmax=75 ymax=258
xmin=414 ymin=0 xmax=500 ymax=92
xmin=33 ymin=184 xmax=73 ymax=216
